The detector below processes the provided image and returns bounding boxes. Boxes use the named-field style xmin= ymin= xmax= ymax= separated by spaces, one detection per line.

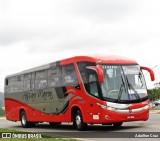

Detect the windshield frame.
xmin=100 ymin=64 xmax=148 ymax=104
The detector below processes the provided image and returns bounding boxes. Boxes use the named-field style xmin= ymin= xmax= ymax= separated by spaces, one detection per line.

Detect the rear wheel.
xmin=113 ymin=122 xmax=123 ymax=128
xmin=73 ymin=110 xmax=87 ymax=131
xmin=20 ymin=111 xmax=35 ymax=128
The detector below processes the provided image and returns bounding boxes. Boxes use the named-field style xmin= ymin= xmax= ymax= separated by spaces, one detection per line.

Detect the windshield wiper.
xmin=118 ymin=76 xmax=126 ymax=102
xmin=125 ymin=76 xmax=140 ymax=101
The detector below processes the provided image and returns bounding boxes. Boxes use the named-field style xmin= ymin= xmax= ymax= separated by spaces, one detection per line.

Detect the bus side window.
xmin=24 ymin=73 xmax=32 ymax=91
xmin=48 ymin=67 xmax=61 ymax=87
xmin=35 ymin=70 xmax=48 ymax=89
xmin=31 ymin=72 xmax=35 ymax=90
xmin=62 ymin=64 xmax=78 ymax=86
xmin=88 ymin=73 xmax=99 ymax=97
xmin=14 ymin=75 xmax=24 ymax=92
xmin=5 ymin=79 xmax=9 ymax=86
xmin=5 ymin=77 xmax=14 ymax=93
xmin=77 ymin=62 xmax=98 ymax=95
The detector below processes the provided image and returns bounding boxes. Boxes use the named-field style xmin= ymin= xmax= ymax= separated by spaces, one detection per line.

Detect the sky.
xmin=0 ymin=0 xmax=160 ymax=91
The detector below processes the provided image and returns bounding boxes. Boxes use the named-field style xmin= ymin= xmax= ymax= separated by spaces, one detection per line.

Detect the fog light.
xmin=105 ymin=115 xmax=109 ymax=119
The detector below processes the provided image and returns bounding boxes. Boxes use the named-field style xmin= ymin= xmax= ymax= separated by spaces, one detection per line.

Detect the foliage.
xmin=0 ymin=109 xmax=5 ymax=117
xmin=148 ymin=88 xmax=160 ymax=101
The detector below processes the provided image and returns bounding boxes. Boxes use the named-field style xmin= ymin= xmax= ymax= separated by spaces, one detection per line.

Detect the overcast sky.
xmin=0 ymin=0 xmax=160 ymax=91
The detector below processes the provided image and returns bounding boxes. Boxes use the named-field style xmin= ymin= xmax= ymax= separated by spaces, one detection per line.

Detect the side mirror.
xmin=140 ymin=66 xmax=155 ymax=81
xmin=86 ymin=65 xmax=104 ymax=82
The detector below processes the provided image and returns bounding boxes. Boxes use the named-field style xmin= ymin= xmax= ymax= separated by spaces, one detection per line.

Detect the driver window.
xmin=89 ymin=74 xmax=99 ymax=97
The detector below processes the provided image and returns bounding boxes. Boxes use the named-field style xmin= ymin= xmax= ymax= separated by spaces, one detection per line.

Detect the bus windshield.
xmin=101 ymin=65 xmax=147 ymax=103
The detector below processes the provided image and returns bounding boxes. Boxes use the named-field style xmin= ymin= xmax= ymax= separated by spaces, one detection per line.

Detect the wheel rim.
xmin=21 ymin=114 xmax=26 ymax=125
xmin=76 ymin=115 xmax=81 ymax=126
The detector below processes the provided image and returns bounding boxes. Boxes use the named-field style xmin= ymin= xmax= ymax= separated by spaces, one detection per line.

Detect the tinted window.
xmin=31 ymin=72 xmax=35 ymax=90
xmin=5 ymin=79 xmax=8 ymax=86
xmin=36 ymin=70 xmax=47 ymax=78
xmin=24 ymin=73 xmax=32 ymax=91
xmin=35 ymin=70 xmax=48 ymax=89
xmin=5 ymin=77 xmax=14 ymax=93
xmin=89 ymin=74 xmax=99 ymax=97
xmin=77 ymin=62 xmax=96 ymax=84
xmin=77 ymin=62 xmax=100 ymax=97
xmin=14 ymin=75 xmax=23 ymax=92
xmin=62 ymin=64 xmax=78 ymax=86
xmin=48 ymin=67 xmax=61 ymax=87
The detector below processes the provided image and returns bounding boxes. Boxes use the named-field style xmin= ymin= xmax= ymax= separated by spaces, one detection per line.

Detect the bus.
xmin=4 ymin=55 xmax=155 ymax=131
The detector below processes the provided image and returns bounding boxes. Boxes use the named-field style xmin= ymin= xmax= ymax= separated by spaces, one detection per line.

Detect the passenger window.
xmin=24 ymin=73 xmax=32 ymax=91
xmin=62 ymin=64 xmax=78 ymax=86
xmin=14 ymin=75 xmax=23 ymax=92
xmin=5 ymin=77 xmax=14 ymax=93
xmin=48 ymin=67 xmax=61 ymax=87
xmin=31 ymin=72 xmax=35 ymax=90
xmin=5 ymin=79 xmax=8 ymax=86
xmin=35 ymin=70 xmax=48 ymax=89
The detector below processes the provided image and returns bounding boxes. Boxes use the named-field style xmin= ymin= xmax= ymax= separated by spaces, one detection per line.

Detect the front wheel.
xmin=73 ymin=110 xmax=87 ymax=131
xmin=113 ymin=122 xmax=123 ymax=128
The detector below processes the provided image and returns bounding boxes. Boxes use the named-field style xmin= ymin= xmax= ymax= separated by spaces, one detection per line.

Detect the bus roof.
xmin=60 ymin=55 xmax=137 ymax=65
xmin=6 ymin=55 xmax=138 ymax=78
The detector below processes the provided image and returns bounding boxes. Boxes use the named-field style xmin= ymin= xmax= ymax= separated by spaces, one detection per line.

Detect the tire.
xmin=113 ymin=122 xmax=123 ymax=128
xmin=73 ymin=110 xmax=87 ymax=131
xmin=49 ymin=122 xmax=61 ymax=126
xmin=20 ymin=111 xmax=35 ymax=128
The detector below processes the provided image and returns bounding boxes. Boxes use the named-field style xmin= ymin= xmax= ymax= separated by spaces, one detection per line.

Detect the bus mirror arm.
xmin=86 ymin=65 xmax=104 ymax=82
xmin=140 ymin=66 xmax=155 ymax=81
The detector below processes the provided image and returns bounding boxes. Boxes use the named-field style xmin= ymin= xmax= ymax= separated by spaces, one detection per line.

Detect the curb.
xmin=0 ymin=117 xmax=6 ymax=119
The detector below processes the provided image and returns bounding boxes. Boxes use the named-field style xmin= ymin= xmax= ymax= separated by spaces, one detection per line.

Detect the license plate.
xmin=127 ymin=116 xmax=135 ymax=119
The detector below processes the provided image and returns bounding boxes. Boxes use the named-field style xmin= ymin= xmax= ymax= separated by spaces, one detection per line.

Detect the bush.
xmin=0 ymin=109 xmax=5 ymax=116
xmin=148 ymin=88 xmax=160 ymax=101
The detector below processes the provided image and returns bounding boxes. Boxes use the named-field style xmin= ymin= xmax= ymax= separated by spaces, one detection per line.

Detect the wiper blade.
xmin=125 ymin=76 xmax=140 ymax=101
xmin=118 ymin=76 xmax=126 ymax=101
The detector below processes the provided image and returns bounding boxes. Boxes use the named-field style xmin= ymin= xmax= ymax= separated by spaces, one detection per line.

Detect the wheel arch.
xmin=71 ymin=105 xmax=86 ymax=122
xmin=19 ymin=108 xmax=25 ymax=120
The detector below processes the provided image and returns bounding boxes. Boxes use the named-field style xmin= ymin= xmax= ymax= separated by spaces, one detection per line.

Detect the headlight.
xmin=97 ymin=103 xmax=107 ymax=109
xmin=97 ymin=103 xmax=116 ymax=111
xmin=106 ymin=106 xmax=116 ymax=111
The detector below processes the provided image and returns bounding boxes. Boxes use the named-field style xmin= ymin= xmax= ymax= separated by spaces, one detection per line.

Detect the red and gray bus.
xmin=4 ymin=55 xmax=154 ymax=130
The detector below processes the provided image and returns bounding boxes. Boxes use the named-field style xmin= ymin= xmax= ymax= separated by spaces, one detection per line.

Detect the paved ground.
xmin=0 ymin=114 xmax=160 ymax=141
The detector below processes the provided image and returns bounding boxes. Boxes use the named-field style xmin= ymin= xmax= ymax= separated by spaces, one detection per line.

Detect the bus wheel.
xmin=20 ymin=111 xmax=35 ymax=128
xmin=73 ymin=110 xmax=87 ymax=131
xmin=113 ymin=122 xmax=123 ymax=128
xmin=49 ymin=122 xmax=61 ymax=126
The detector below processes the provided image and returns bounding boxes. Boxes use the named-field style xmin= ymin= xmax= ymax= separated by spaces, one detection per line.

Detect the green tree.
xmin=148 ymin=88 xmax=160 ymax=101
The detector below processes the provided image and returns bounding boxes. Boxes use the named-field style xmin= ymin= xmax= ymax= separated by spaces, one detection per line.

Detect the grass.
xmin=0 ymin=128 xmax=78 ymax=141
xmin=150 ymin=108 xmax=160 ymax=110
xmin=0 ymin=109 xmax=5 ymax=117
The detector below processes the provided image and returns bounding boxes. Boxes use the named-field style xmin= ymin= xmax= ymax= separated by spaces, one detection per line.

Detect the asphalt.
xmin=0 ymin=114 xmax=160 ymax=141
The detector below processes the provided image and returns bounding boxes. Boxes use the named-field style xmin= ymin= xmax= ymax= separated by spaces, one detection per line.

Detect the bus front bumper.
xmin=87 ymin=105 xmax=149 ymax=124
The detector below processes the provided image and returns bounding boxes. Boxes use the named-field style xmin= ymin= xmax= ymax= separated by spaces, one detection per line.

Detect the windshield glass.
xmin=123 ymin=65 xmax=147 ymax=99
xmin=101 ymin=65 xmax=147 ymax=102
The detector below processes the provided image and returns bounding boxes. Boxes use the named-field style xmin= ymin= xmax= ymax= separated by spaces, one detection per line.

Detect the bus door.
xmin=85 ymin=70 xmax=102 ymax=121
